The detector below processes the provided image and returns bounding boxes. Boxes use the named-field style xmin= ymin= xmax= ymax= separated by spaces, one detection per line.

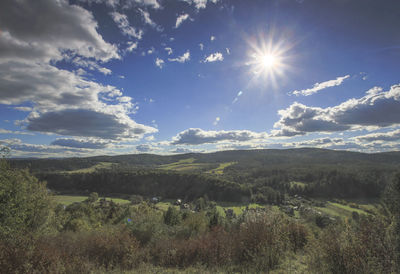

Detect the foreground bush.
xmin=0 ymin=226 xmax=142 ymax=273
xmin=306 ymin=215 xmax=396 ymax=273
xmin=151 ymin=211 xmax=308 ymax=272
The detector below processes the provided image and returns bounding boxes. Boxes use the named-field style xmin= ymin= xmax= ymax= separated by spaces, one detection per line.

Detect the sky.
xmin=0 ymin=0 xmax=400 ymax=157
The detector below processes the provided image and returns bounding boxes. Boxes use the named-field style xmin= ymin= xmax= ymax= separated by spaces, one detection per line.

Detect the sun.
xmin=261 ymin=54 xmax=278 ymax=69
xmin=245 ymin=31 xmax=294 ymax=88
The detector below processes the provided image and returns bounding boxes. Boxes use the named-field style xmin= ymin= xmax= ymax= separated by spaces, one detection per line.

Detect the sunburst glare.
xmin=245 ymin=32 xmax=294 ymax=88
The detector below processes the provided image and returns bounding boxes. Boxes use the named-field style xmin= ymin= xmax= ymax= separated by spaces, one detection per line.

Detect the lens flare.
xmin=245 ymin=30 xmax=295 ymax=89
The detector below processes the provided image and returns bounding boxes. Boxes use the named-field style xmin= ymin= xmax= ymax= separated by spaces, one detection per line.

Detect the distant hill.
xmin=9 ymin=148 xmax=400 ymax=173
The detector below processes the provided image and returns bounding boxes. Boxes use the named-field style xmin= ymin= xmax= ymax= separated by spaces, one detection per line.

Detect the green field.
xmin=64 ymin=162 xmax=114 ymax=174
xmin=206 ymin=162 xmax=236 ymax=174
xmin=315 ymin=201 xmax=372 ymax=218
xmin=54 ymin=195 xmax=130 ymax=205
xmin=158 ymin=158 xmax=211 ymax=172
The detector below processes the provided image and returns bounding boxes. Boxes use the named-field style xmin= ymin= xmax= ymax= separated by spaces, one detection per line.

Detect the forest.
xmin=1 ymin=148 xmax=400 ymax=273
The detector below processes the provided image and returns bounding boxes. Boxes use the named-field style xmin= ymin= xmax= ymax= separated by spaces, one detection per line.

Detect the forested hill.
xmin=9 ymin=148 xmax=400 ymax=173
xmin=7 ymin=148 xmax=400 ymax=201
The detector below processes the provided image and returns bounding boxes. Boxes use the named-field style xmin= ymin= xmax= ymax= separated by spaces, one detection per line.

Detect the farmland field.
xmin=54 ymin=195 xmax=130 ymax=205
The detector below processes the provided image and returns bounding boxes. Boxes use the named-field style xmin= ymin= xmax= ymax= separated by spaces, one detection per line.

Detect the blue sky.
xmin=1 ymin=0 xmax=400 ymax=157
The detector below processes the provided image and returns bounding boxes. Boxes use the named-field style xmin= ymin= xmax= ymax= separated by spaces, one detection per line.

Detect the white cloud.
xmin=182 ymin=0 xmax=219 ymax=10
xmin=145 ymin=135 xmax=155 ymax=141
xmin=0 ymin=0 xmax=119 ymax=62
xmin=168 ymin=50 xmax=190 ymax=63
xmin=78 ymin=0 xmax=120 ymax=8
xmin=165 ymin=47 xmax=173 ymax=55
xmin=147 ymin=47 xmax=155 ymax=54
xmin=203 ymin=52 xmax=223 ymax=63
xmin=175 ymin=14 xmax=190 ymax=28
xmin=199 ymin=43 xmax=204 ymax=51
xmin=128 ymin=0 xmax=160 ymax=9
xmin=71 ymin=57 xmax=112 ymax=75
xmin=272 ymin=84 xmax=400 ymax=136
xmin=354 ymin=129 xmax=400 ymax=142
xmin=0 ymin=128 xmax=33 ymax=135
xmin=126 ymin=41 xmax=138 ymax=52
xmin=226 ymin=48 xmax=230 ymax=55
xmin=51 ymin=138 xmax=110 ymax=149
xmin=136 ymin=144 xmax=152 ymax=152
xmin=155 ymin=58 xmax=165 ymax=68
xmin=110 ymin=11 xmax=143 ymax=39
xmin=0 ymin=12 xmax=157 ymax=143
xmin=171 ymin=128 xmax=266 ymax=145
xmin=366 ymin=86 xmax=383 ymax=95
xmin=210 ymin=35 xmax=216 ymax=41
xmin=138 ymin=8 xmax=162 ymax=30
xmin=14 ymin=107 xmax=33 ymax=112
xmin=292 ymin=75 xmax=350 ymax=96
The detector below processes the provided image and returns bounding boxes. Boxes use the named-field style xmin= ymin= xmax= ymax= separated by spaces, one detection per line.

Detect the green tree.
xmin=384 ymin=173 xmax=400 ymax=269
xmin=0 ymin=157 xmax=53 ymax=240
xmin=86 ymin=192 xmax=99 ymax=203
xmin=164 ymin=206 xmax=181 ymax=226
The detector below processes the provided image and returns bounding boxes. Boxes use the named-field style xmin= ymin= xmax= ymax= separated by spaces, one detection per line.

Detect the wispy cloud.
xmin=126 ymin=41 xmax=138 ymax=52
xmin=168 ymin=50 xmax=190 ymax=63
xmin=138 ymin=8 xmax=162 ymax=31
xmin=175 ymin=14 xmax=190 ymax=28
xmin=203 ymin=52 xmax=223 ymax=62
xmin=292 ymin=75 xmax=350 ymax=96
xmin=110 ymin=11 xmax=143 ymax=39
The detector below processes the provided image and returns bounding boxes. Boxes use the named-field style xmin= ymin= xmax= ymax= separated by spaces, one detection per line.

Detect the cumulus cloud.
xmin=292 ymin=75 xmax=350 ymax=96
xmin=51 ymin=138 xmax=109 ymax=149
xmin=110 ymin=11 xmax=143 ymax=39
xmin=127 ymin=0 xmax=160 ymax=9
xmin=175 ymin=14 xmax=190 ymax=28
xmin=168 ymin=50 xmax=190 ymax=63
xmin=136 ymin=144 xmax=152 ymax=152
xmin=210 ymin=36 xmax=216 ymax=41
xmin=354 ymin=129 xmax=400 ymax=142
xmin=0 ymin=0 xmax=157 ymax=144
xmin=0 ymin=0 xmax=119 ymax=62
xmin=203 ymin=52 xmax=223 ymax=63
xmin=170 ymin=147 xmax=202 ymax=154
xmin=272 ymin=102 xmax=350 ymax=137
xmin=0 ymin=138 xmax=92 ymax=156
xmin=171 ymin=128 xmax=266 ymax=145
xmin=273 ymin=84 xmax=400 ymax=136
xmin=26 ymin=109 xmax=156 ymax=140
xmin=78 ymin=0 xmax=120 ymax=8
xmin=155 ymin=58 xmax=165 ymax=68
xmin=182 ymin=0 xmax=219 ymax=10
